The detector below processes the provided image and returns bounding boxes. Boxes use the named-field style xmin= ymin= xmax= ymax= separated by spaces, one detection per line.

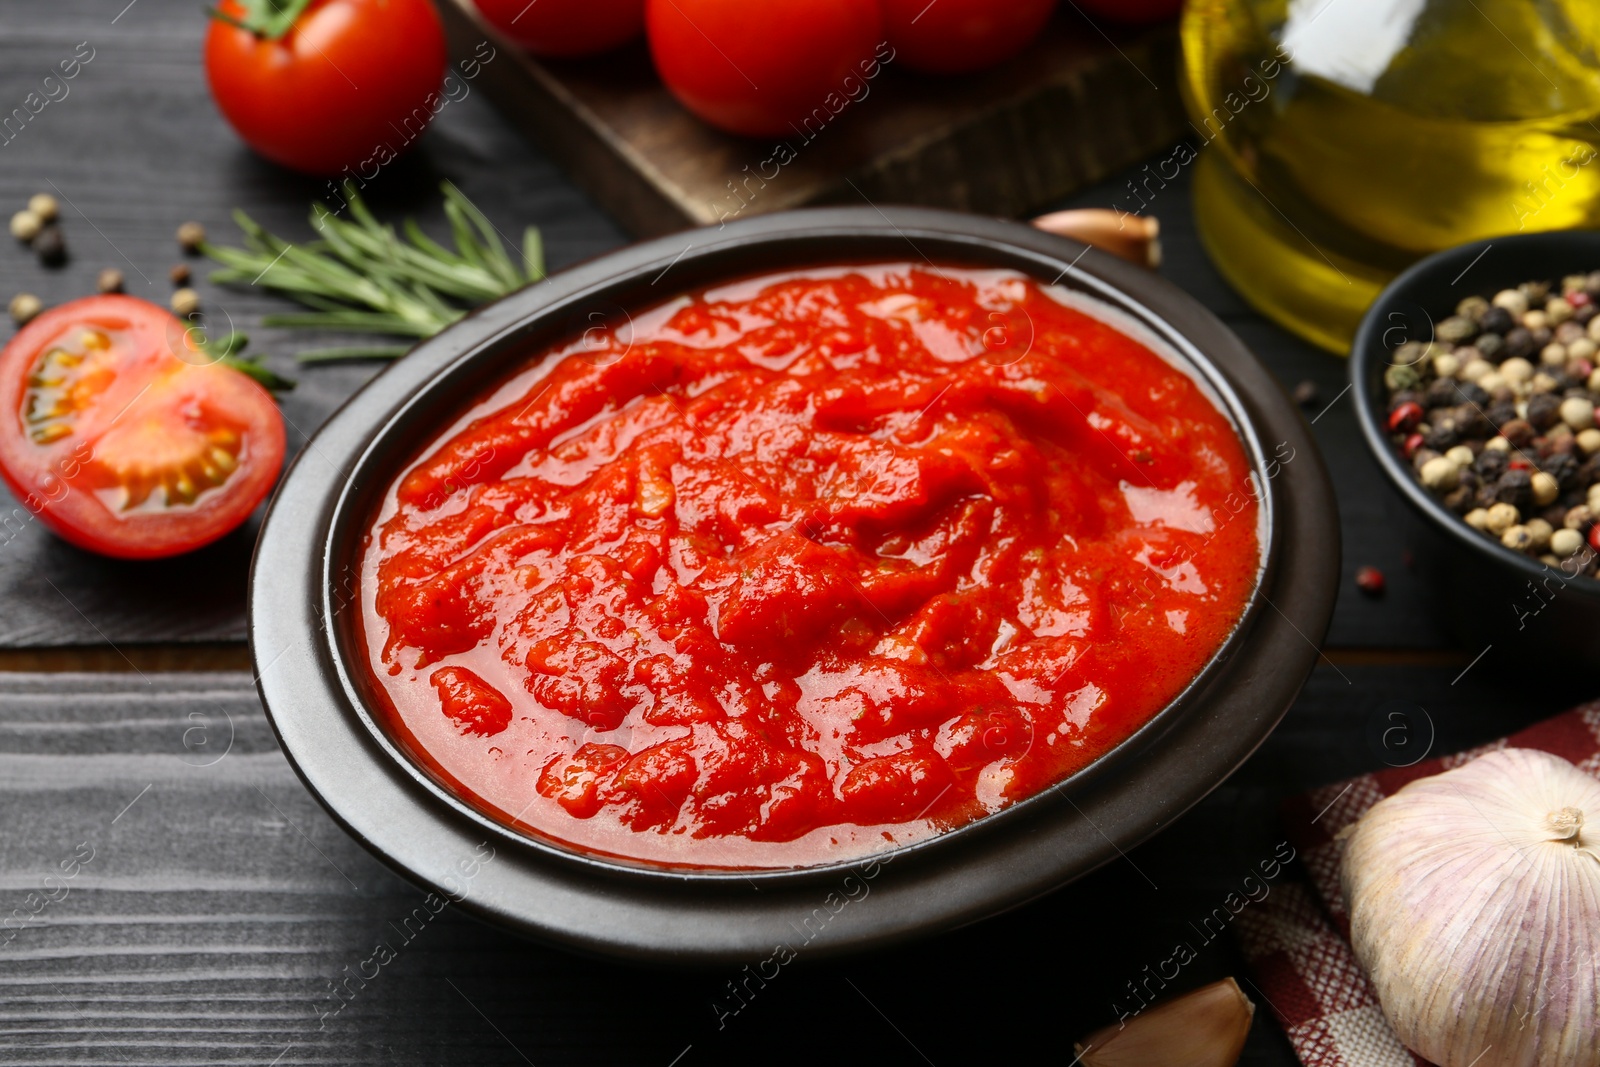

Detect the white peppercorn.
xmin=1460 ymin=359 xmax=1493 ymax=382
xmin=27 ymin=193 xmax=58 ymax=222
xmin=170 ymin=288 xmax=200 ymax=317
xmin=1526 ymin=518 xmax=1554 ymax=550
xmin=1546 ymin=297 xmax=1574 ymax=324
xmin=9 ymin=209 xmax=41 ymax=242
xmin=1551 ymin=527 xmax=1584 ymax=557
xmin=1541 ymin=342 xmax=1568 ymax=367
xmin=1591 ymin=316 xmax=1600 ymax=341
xmin=1485 ymin=502 xmax=1521 ymax=534
xmin=1500 ymin=357 xmax=1535 ymax=383
xmin=1420 ymin=456 xmax=1460 ymax=490
xmin=1577 ymin=428 xmax=1600 ymax=455
xmin=1567 ymin=505 xmax=1595 ymax=529
xmin=1433 ymin=352 xmax=1461 ymax=379
xmin=1560 ymin=396 xmax=1595 ymax=430
xmin=1478 ymin=372 xmax=1507 ymax=394
xmin=1445 ymin=445 xmax=1475 ymax=467
xmin=1531 ymin=471 xmax=1560 ymax=506
xmin=1494 ymin=289 xmax=1529 ymax=316
xmin=1465 ymin=508 xmax=1491 ymax=530
xmin=1485 ymin=436 xmax=1512 ymax=453
xmin=1569 ymin=337 xmax=1597 ymax=361
xmin=1501 ymin=524 xmax=1535 ymax=551
xmin=1589 ymin=367 xmax=1600 ymax=391
xmin=1525 ymin=310 xmax=1550 ymax=332
xmin=8 ymin=292 xmax=41 ymax=325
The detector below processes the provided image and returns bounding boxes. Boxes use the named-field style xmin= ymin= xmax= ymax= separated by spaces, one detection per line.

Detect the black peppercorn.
xmin=1579 ymin=455 xmax=1600 ymax=485
xmin=1480 ymin=306 xmax=1514 ymax=334
xmin=1474 ymin=333 xmax=1505 ymax=361
xmin=1456 ymin=382 xmax=1490 ymax=408
xmin=1501 ymin=418 xmax=1535 ymax=447
xmin=1443 ymin=485 xmax=1474 ymax=513
xmin=1486 ymin=403 xmax=1519 ymax=429
xmin=1476 ymin=483 xmax=1502 ymax=509
xmin=1455 ymin=404 xmax=1492 ymax=436
xmin=1424 ymin=379 xmax=1459 ymax=408
xmin=1531 ymin=325 xmax=1554 ymax=347
xmin=1475 ymin=449 xmax=1509 ymax=478
xmin=1544 ymin=452 xmax=1580 ymax=490
xmin=1576 ymin=304 xmax=1597 ymax=326
xmin=1389 ymin=390 xmax=1425 ymax=413
xmin=1495 ymin=468 xmax=1534 ymax=509
xmin=33 ymin=225 xmax=66 ymax=267
xmin=1424 ymin=419 xmax=1460 ymax=450
xmin=1527 ymin=393 xmax=1563 ymax=431
xmin=1502 ymin=327 xmax=1535 ymax=359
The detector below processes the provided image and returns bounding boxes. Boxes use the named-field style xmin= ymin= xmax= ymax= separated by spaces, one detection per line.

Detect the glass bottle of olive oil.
xmin=1181 ymin=0 xmax=1600 ymax=352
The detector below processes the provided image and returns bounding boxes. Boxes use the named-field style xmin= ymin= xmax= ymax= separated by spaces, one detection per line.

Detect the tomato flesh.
xmin=360 ymin=265 xmax=1262 ymax=868
xmin=0 ymin=296 xmax=286 ymax=559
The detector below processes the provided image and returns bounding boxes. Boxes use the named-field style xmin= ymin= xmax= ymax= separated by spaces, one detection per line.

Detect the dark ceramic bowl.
xmin=250 ymin=206 xmax=1338 ymax=964
xmin=1351 ymin=231 xmax=1600 ymax=666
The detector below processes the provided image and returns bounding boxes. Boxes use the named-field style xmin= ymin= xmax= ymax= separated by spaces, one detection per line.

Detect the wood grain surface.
xmin=2 ymin=665 xmax=1588 ymax=1066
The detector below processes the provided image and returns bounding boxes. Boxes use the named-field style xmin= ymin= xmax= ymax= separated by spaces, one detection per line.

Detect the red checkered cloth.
xmin=1234 ymin=701 xmax=1600 ymax=1067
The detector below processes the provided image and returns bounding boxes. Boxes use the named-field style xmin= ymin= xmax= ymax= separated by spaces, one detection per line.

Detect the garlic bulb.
xmin=1341 ymin=748 xmax=1600 ymax=1067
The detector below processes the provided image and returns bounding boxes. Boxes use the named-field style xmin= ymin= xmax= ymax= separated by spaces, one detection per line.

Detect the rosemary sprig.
xmin=203 ymin=181 xmax=546 ymax=364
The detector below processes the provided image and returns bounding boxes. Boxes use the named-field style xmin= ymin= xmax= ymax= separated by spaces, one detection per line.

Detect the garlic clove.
xmin=1030 ymin=209 xmax=1163 ymax=270
xmin=1342 ymin=748 xmax=1600 ymax=1067
xmin=1075 ymin=977 xmax=1255 ymax=1067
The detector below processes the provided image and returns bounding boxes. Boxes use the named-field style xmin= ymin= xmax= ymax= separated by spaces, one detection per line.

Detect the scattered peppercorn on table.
xmin=0 ymin=1 xmax=1593 ymax=1065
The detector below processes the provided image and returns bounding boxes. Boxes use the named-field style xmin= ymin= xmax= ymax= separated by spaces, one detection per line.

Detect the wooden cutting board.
xmin=439 ymin=0 xmax=1187 ymax=237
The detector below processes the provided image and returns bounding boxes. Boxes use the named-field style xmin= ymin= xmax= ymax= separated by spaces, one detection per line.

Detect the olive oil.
xmin=1181 ymin=0 xmax=1600 ymax=352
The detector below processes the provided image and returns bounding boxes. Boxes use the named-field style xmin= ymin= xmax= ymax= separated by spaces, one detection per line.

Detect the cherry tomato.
xmin=646 ymin=0 xmax=885 ymax=138
xmin=0 ymin=296 xmax=286 ymax=560
xmin=881 ymin=0 xmax=1057 ymax=75
xmin=205 ymin=0 xmax=447 ymax=176
xmin=473 ymin=0 xmax=644 ymax=56
xmin=1073 ymin=0 xmax=1183 ymax=25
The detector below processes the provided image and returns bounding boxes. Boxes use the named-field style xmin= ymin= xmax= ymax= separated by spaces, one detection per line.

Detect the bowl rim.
xmin=1349 ymin=229 xmax=1600 ymax=601
xmin=250 ymin=205 xmax=1339 ymax=962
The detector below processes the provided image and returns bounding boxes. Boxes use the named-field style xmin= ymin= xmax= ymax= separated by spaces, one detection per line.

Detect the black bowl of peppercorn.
xmin=1352 ymin=230 xmax=1600 ymax=666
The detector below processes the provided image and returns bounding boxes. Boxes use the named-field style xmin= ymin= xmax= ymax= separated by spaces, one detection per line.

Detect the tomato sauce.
xmin=357 ymin=264 xmax=1262 ymax=868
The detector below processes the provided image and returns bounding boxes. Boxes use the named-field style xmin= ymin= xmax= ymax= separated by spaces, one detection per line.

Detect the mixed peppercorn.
xmin=1381 ymin=274 xmax=1600 ymax=575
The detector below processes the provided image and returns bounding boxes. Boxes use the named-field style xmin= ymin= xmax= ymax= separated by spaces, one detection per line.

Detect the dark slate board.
xmin=0 ymin=666 xmax=1587 ymax=1065
xmin=0 ymin=0 xmax=1447 ymax=650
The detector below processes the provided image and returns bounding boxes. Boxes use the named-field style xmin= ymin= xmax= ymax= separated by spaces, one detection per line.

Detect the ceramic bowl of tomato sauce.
xmin=252 ymin=207 xmax=1337 ymax=962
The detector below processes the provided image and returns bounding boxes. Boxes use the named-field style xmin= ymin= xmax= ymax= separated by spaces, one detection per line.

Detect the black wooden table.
xmin=1 ymin=4 xmax=1587 ymax=1065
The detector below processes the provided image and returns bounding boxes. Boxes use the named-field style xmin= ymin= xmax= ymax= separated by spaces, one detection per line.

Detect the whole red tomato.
xmin=205 ymin=0 xmax=447 ymax=176
xmin=881 ymin=0 xmax=1057 ymax=75
xmin=646 ymin=0 xmax=885 ymax=138
xmin=1073 ymin=0 xmax=1183 ymax=25
xmin=474 ymin=0 xmax=644 ymax=56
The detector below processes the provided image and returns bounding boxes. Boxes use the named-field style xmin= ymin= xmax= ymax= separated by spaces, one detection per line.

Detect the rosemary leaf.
xmin=205 ymin=181 xmax=544 ymax=365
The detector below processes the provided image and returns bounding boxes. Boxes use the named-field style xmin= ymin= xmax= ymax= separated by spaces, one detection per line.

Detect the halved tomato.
xmin=0 ymin=295 xmax=286 ymax=559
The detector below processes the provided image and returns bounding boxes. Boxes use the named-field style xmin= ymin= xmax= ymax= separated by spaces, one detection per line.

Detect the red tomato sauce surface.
xmin=358 ymin=264 xmax=1262 ymax=868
